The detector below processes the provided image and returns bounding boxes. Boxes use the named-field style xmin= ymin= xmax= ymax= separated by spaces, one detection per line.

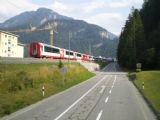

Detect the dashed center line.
xmin=111 ymin=85 xmax=114 ymax=88
xmin=109 ymin=90 xmax=112 ymax=94
xmin=54 ymin=76 xmax=107 ymax=120
xmin=105 ymin=96 xmax=109 ymax=103
xmin=99 ymin=85 xmax=106 ymax=94
xmin=96 ymin=110 xmax=103 ymax=120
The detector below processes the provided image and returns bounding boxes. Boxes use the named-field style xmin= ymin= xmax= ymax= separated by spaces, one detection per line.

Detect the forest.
xmin=117 ymin=0 xmax=160 ymax=69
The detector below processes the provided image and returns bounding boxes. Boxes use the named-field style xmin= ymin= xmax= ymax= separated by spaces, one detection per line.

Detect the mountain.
xmin=0 ymin=8 xmax=119 ymax=57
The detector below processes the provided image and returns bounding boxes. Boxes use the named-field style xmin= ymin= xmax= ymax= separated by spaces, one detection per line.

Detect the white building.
xmin=0 ymin=30 xmax=24 ymax=58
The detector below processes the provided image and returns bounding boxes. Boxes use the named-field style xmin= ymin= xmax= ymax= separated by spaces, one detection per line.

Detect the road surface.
xmin=0 ymin=62 xmax=156 ymax=120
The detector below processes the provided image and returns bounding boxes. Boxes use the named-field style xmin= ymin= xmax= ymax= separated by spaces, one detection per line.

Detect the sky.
xmin=0 ymin=0 xmax=144 ymax=35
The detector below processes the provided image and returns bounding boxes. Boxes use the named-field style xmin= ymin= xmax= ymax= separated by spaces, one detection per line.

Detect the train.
xmin=29 ymin=42 xmax=95 ymax=61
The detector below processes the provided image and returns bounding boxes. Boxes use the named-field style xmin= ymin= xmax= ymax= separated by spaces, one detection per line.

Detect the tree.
xmin=133 ymin=9 xmax=146 ymax=63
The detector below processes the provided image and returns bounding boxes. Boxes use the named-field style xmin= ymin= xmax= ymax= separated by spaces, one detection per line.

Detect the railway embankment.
xmin=79 ymin=61 xmax=100 ymax=72
xmin=0 ymin=62 xmax=95 ymax=117
xmin=79 ymin=61 xmax=109 ymax=72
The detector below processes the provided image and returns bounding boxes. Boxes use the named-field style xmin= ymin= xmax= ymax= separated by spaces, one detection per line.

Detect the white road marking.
xmin=112 ymin=75 xmax=117 ymax=86
xmin=54 ymin=76 xmax=107 ymax=120
xmin=99 ymin=85 xmax=106 ymax=94
xmin=111 ymin=85 xmax=114 ymax=88
xmin=109 ymin=90 xmax=112 ymax=94
xmin=96 ymin=110 xmax=103 ymax=120
xmin=105 ymin=96 xmax=109 ymax=103
xmin=114 ymin=75 xmax=117 ymax=83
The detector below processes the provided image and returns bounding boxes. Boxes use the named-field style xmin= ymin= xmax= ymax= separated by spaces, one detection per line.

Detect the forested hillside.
xmin=117 ymin=0 xmax=160 ymax=69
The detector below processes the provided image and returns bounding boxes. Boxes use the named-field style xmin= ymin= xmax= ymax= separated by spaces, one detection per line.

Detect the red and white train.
xmin=29 ymin=42 xmax=94 ymax=61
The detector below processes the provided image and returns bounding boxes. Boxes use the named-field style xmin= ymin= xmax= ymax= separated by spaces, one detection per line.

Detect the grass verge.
xmin=129 ymin=71 xmax=160 ymax=118
xmin=95 ymin=61 xmax=109 ymax=69
xmin=0 ymin=62 xmax=95 ymax=117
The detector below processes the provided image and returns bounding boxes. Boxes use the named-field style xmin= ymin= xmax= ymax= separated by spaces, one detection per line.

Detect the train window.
xmin=77 ymin=54 xmax=81 ymax=57
xmin=52 ymin=48 xmax=60 ymax=53
xmin=44 ymin=46 xmax=60 ymax=53
xmin=44 ymin=46 xmax=51 ymax=52
xmin=70 ymin=52 xmax=73 ymax=55
xmin=66 ymin=51 xmax=73 ymax=56
xmin=66 ymin=51 xmax=70 ymax=55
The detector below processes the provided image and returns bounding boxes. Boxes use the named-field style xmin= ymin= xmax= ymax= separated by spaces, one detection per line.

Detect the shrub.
xmin=58 ymin=60 xmax=64 ymax=68
xmin=2 ymin=104 xmax=12 ymax=115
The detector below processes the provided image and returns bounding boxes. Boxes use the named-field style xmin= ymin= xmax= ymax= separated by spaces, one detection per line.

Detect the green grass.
xmin=0 ymin=62 xmax=95 ymax=117
xmin=132 ymin=71 xmax=160 ymax=114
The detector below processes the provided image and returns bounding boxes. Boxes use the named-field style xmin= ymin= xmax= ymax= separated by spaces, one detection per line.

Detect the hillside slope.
xmin=0 ymin=8 xmax=119 ymax=57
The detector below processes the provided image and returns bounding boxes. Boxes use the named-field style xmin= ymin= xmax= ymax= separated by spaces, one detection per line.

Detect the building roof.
xmin=0 ymin=30 xmax=19 ymax=37
xmin=18 ymin=43 xmax=25 ymax=46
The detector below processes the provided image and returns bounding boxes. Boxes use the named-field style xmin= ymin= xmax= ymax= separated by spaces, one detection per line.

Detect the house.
xmin=0 ymin=30 xmax=24 ymax=58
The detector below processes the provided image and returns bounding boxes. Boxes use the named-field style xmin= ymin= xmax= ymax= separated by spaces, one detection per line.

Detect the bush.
xmin=16 ymin=71 xmax=34 ymax=88
xmin=58 ymin=60 xmax=64 ymax=68
xmin=2 ymin=104 xmax=12 ymax=115
xmin=14 ymin=100 xmax=27 ymax=110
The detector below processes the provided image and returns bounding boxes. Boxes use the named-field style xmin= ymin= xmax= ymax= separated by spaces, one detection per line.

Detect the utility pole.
xmin=50 ymin=29 xmax=54 ymax=46
xmin=68 ymin=32 xmax=71 ymax=62
xmin=89 ymin=41 xmax=91 ymax=55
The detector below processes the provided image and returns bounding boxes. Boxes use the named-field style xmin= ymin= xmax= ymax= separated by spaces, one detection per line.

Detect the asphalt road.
xmin=0 ymin=62 xmax=156 ymax=120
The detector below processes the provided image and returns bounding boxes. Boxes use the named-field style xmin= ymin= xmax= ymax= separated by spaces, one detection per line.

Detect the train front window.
xmin=32 ymin=44 xmax=37 ymax=55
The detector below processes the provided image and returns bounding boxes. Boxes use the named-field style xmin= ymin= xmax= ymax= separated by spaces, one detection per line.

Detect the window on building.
xmin=5 ymin=42 xmax=7 ymax=45
xmin=8 ymin=47 xmax=11 ymax=51
xmin=5 ymin=35 xmax=7 ymax=38
xmin=8 ymin=40 xmax=11 ymax=44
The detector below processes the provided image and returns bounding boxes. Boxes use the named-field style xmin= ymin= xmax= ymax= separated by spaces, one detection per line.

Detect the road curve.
xmin=0 ymin=62 xmax=156 ymax=120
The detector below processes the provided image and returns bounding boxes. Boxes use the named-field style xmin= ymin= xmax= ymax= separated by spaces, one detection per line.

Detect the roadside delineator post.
xmin=142 ymin=82 xmax=144 ymax=89
xmin=42 ymin=86 xmax=45 ymax=97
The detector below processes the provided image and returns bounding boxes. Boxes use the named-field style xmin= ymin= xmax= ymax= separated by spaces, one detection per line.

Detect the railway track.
xmin=0 ymin=57 xmax=78 ymax=64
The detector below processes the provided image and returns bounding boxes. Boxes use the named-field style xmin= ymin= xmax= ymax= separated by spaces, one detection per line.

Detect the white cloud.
xmin=107 ymin=0 xmax=143 ymax=8
xmin=0 ymin=0 xmax=143 ymax=35
xmin=0 ymin=0 xmax=39 ymax=22
xmin=83 ymin=1 xmax=105 ymax=13
xmin=85 ymin=13 xmax=124 ymax=35
xmin=51 ymin=1 xmax=69 ymax=14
